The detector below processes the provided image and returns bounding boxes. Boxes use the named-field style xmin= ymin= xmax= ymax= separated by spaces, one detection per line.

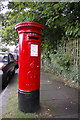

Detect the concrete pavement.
xmin=0 ymin=69 xmax=18 ymax=119
xmin=40 ymin=69 xmax=79 ymax=118
xmin=0 ymin=69 xmax=80 ymax=119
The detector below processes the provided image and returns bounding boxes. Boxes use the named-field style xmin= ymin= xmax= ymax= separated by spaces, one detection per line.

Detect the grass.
xmin=2 ymin=79 xmax=38 ymax=118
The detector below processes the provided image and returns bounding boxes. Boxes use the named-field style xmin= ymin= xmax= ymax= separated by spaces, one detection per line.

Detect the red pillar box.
xmin=15 ymin=22 xmax=44 ymax=113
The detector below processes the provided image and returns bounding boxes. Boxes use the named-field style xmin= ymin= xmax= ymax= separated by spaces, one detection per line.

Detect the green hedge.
xmin=41 ymin=47 xmax=79 ymax=88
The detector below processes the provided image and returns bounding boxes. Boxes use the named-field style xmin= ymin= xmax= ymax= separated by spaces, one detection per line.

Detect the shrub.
xmin=41 ymin=46 xmax=79 ymax=88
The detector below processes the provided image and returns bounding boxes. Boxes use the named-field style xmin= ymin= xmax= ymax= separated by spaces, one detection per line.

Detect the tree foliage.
xmin=1 ymin=2 xmax=80 ymax=48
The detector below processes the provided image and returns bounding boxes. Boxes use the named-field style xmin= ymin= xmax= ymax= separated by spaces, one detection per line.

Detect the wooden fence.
xmin=64 ymin=39 xmax=80 ymax=66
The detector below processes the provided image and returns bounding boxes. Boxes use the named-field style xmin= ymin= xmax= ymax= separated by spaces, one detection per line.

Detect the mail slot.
xmin=15 ymin=22 xmax=44 ymax=113
xmin=29 ymin=36 xmax=39 ymax=40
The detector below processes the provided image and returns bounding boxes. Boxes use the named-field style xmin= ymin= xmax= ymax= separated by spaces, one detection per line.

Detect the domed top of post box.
xmin=15 ymin=22 xmax=44 ymax=34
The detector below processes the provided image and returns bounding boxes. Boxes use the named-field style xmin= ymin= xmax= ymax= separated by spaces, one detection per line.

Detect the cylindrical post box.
xmin=15 ymin=22 xmax=44 ymax=113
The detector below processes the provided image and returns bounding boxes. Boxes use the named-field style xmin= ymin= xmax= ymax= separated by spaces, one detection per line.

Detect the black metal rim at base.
xmin=18 ymin=89 xmax=40 ymax=113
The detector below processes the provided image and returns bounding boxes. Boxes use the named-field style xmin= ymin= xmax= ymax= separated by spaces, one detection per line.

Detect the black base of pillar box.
xmin=18 ymin=89 xmax=40 ymax=113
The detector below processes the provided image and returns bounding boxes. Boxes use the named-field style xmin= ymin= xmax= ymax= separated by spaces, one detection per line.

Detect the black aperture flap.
xmin=29 ymin=36 xmax=39 ymax=40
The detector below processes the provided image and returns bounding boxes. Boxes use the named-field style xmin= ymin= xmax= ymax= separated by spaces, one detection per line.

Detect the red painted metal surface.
xmin=15 ymin=22 xmax=44 ymax=91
